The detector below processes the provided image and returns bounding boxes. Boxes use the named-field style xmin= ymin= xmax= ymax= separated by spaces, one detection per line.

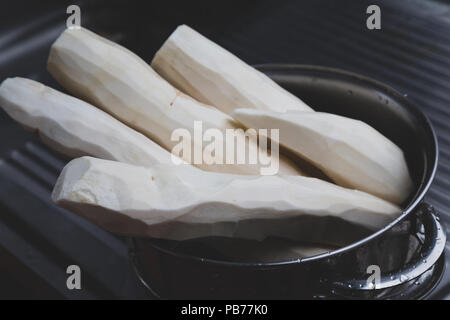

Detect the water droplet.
xmin=400 ymin=275 xmax=409 ymax=282
xmin=403 ymin=93 xmax=408 ymax=97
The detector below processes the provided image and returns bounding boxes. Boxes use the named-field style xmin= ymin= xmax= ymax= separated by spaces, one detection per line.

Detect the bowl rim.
xmin=131 ymin=64 xmax=439 ymax=268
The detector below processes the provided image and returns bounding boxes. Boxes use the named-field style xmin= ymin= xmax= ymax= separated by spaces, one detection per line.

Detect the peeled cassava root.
xmin=47 ymin=27 xmax=303 ymax=176
xmin=0 ymin=77 xmax=185 ymax=168
xmin=152 ymin=25 xmax=314 ymax=114
xmin=52 ymin=157 xmax=401 ymax=242
xmin=231 ymin=109 xmax=413 ymax=204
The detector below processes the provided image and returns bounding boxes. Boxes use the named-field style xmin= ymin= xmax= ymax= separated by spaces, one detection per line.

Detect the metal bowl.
xmin=128 ymin=65 xmax=446 ymax=299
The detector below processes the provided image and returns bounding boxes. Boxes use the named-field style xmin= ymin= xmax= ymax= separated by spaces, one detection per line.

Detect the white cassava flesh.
xmin=0 ymin=77 xmax=185 ymax=167
xmin=52 ymin=157 xmax=401 ymax=241
xmin=152 ymin=25 xmax=314 ymax=114
xmin=231 ymin=109 xmax=413 ymax=204
xmin=47 ymin=28 xmax=303 ymax=176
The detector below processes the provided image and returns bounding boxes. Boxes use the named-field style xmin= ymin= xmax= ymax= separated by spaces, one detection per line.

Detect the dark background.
xmin=0 ymin=0 xmax=449 ymax=299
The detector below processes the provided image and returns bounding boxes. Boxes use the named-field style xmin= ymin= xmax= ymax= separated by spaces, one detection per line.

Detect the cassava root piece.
xmin=152 ymin=25 xmax=314 ymax=114
xmin=47 ymin=27 xmax=303 ymax=176
xmin=52 ymin=157 xmax=402 ymax=242
xmin=0 ymin=77 xmax=185 ymax=167
xmin=231 ymin=109 xmax=413 ymax=204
